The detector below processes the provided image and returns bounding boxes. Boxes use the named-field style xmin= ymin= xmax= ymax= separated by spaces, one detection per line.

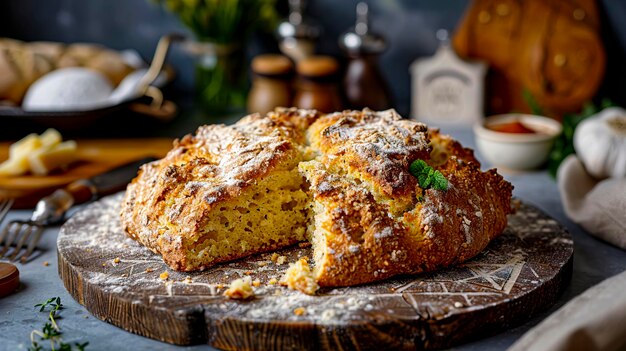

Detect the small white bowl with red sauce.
xmin=474 ymin=114 xmax=562 ymax=170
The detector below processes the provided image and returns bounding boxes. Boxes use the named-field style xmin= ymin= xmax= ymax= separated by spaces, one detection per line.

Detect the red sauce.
xmin=488 ymin=121 xmax=537 ymax=134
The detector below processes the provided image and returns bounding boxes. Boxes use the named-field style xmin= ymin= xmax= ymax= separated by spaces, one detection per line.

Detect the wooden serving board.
xmin=0 ymin=138 xmax=173 ymax=208
xmin=58 ymin=194 xmax=573 ymax=350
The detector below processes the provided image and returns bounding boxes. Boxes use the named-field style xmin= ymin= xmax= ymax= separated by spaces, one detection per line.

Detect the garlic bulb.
xmin=574 ymin=107 xmax=626 ymax=178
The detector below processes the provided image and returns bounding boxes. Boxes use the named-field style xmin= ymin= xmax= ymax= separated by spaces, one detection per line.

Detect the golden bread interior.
xmin=184 ymin=166 xmax=310 ymax=269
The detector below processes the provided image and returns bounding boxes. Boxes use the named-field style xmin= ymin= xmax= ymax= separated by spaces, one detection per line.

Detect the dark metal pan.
xmin=0 ymin=34 xmax=183 ymax=135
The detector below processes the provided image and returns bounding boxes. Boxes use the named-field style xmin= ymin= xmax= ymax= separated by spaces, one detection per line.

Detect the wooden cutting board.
xmin=0 ymin=138 xmax=173 ymax=208
xmin=58 ymin=194 xmax=573 ymax=350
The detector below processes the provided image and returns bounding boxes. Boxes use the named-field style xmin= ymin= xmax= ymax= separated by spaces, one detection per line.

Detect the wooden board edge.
xmin=205 ymin=254 xmax=573 ymax=351
xmin=58 ymin=249 xmax=573 ymax=350
xmin=58 ymin=247 xmax=208 ymax=345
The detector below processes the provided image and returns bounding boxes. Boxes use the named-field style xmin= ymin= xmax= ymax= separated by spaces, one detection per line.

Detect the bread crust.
xmin=121 ymin=108 xmax=513 ymax=286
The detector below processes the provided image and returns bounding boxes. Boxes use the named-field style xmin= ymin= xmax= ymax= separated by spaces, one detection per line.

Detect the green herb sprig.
xmin=522 ymin=89 xmax=616 ymax=178
xmin=29 ymin=297 xmax=89 ymax=351
xmin=154 ymin=0 xmax=279 ymax=43
xmin=409 ymin=160 xmax=448 ymax=191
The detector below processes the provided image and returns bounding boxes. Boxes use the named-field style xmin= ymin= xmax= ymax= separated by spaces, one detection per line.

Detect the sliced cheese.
xmin=8 ymin=133 xmax=42 ymax=159
xmin=0 ymin=128 xmax=76 ymax=177
xmin=1 ymin=133 xmax=42 ymax=177
xmin=39 ymin=128 xmax=62 ymax=148
xmin=28 ymin=140 xmax=78 ymax=176
xmin=0 ymin=156 xmax=31 ymax=177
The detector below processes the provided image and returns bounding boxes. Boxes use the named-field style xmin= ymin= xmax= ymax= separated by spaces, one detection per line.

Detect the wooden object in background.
xmin=453 ymin=0 xmax=605 ymax=118
xmin=293 ymin=56 xmax=342 ymax=113
xmin=58 ymin=194 xmax=573 ymax=350
xmin=0 ymin=262 xmax=19 ymax=298
xmin=0 ymin=138 xmax=172 ymax=208
xmin=247 ymin=54 xmax=294 ymax=115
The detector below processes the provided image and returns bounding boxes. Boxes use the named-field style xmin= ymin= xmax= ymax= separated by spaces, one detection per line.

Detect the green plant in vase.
xmin=155 ymin=0 xmax=278 ymax=114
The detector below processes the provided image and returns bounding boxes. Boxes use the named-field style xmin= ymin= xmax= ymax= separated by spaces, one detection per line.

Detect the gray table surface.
xmin=1 ymin=122 xmax=625 ymax=351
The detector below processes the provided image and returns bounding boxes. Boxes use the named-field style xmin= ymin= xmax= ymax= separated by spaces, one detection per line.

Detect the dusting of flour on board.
xmin=58 ymin=193 xmax=573 ymax=326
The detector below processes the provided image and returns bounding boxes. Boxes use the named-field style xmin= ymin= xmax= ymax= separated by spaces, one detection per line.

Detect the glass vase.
xmin=192 ymin=41 xmax=248 ymax=115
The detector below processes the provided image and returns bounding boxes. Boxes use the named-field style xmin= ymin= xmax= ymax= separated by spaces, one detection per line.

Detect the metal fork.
xmin=0 ymin=198 xmax=23 ymax=259
xmin=0 ymin=195 xmax=59 ymax=262
xmin=0 ymin=157 xmax=157 ymax=263
xmin=0 ymin=199 xmax=13 ymax=226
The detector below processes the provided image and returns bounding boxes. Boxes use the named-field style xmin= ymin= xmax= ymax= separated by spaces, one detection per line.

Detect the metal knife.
xmin=31 ymin=156 xmax=156 ymax=225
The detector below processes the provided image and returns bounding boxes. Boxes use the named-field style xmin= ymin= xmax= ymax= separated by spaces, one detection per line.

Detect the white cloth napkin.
xmin=507 ymin=155 xmax=626 ymax=351
xmin=507 ymin=270 xmax=626 ymax=351
xmin=557 ymin=154 xmax=626 ymax=250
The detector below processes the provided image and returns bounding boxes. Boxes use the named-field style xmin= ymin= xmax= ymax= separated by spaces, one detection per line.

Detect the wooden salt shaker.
xmin=293 ymin=56 xmax=342 ymax=113
xmin=247 ymin=54 xmax=294 ymax=115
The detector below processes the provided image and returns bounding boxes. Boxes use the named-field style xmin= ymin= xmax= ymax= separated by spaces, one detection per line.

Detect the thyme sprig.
xmin=29 ymin=297 xmax=89 ymax=351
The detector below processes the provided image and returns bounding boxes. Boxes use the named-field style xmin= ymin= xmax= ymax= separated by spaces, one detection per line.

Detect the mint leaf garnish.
xmin=409 ymin=160 xmax=448 ymax=191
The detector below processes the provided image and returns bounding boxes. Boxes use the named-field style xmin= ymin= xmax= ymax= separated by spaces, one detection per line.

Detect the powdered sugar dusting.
xmin=319 ymin=109 xmax=430 ymax=196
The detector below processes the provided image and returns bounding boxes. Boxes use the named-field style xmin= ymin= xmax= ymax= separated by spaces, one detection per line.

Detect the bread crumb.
xmin=276 ymin=255 xmax=286 ymax=265
xmin=293 ymin=307 xmax=306 ymax=316
xmin=271 ymin=253 xmax=279 ymax=262
xmin=216 ymin=283 xmax=224 ymax=289
xmin=42 ymin=261 xmax=49 ymax=267
xmin=159 ymin=271 xmax=169 ymax=280
xmin=256 ymin=261 xmax=268 ymax=267
xmin=102 ymin=262 xmax=106 ymax=267
xmin=223 ymin=276 xmax=254 ymax=300
xmin=244 ymin=270 xmax=253 ymax=275
xmin=145 ymin=267 xmax=154 ymax=273
xmin=268 ymin=278 xmax=278 ymax=285
xmin=121 ymin=273 xmax=128 ymax=278
xmin=454 ymin=302 xmax=463 ymax=308
xmin=280 ymin=258 xmax=319 ymax=295
xmin=252 ymin=280 xmax=261 ymax=287
xmin=512 ymin=198 xmax=522 ymax=211
xmin=113 ymin=257 xmax=121 ymax=264
xmin=184 ymin=277 xmax=193 ymax=284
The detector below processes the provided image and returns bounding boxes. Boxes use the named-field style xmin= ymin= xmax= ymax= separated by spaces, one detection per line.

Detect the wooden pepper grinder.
xmin=247 ymin=54 xmax=294 ymax=115
xmin=339 ymin=2 xmax=392 ymax=110
xmin=293 ymin=56 xmax=342 ymax=113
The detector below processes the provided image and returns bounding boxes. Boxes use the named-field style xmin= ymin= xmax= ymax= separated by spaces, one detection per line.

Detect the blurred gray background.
xmin=1 ymin=0 xmax=625 ymax=116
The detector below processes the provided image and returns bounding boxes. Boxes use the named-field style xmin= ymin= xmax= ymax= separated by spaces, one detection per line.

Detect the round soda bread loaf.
xmin=120 ymin=108 xmax=513 ymax=287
